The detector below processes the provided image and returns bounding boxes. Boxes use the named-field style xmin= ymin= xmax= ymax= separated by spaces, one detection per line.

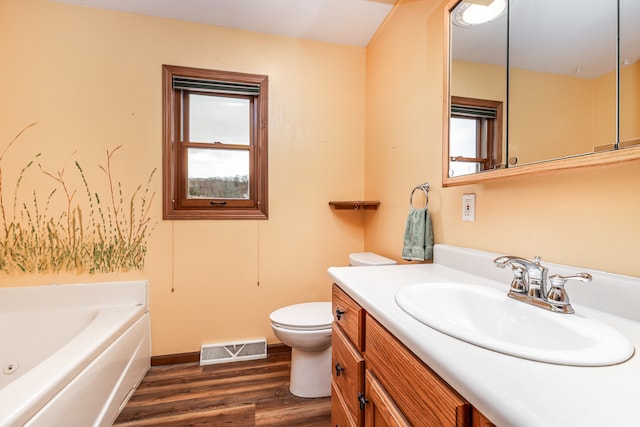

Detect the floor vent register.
xmin=200 ymin=339 xmax=267 ymax=365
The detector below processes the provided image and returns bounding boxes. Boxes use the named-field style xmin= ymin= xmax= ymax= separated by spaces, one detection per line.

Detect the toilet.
xmin=349 ymin=252 xmax=397 ymax=267
xmin=270 ymin=302 xmax=333 ymax=398
xmin=269 ymin=252 xmax=396 ymax=398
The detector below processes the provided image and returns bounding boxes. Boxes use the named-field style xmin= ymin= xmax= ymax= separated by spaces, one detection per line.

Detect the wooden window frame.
xmin=450 ymin=96 xmax=503 ymax=172
xmin=162 ymin=65 xmax=268 ymax=220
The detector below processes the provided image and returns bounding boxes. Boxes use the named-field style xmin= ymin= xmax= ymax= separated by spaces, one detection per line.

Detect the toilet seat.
xmin=269 ymin=302 xmax=332 ymax=331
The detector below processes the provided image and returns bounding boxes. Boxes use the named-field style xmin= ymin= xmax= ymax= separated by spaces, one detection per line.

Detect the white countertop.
xmin=328 ymin=246 xmax=640 ymax=427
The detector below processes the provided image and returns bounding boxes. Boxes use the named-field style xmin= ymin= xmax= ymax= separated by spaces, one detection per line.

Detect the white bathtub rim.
xmin=0 ymin=304 xmax=146 ymax=427
xmin=0 ymin=280 xmax=148 ymax=427
xmin=0 ymin=280 xmax=148 ymax=312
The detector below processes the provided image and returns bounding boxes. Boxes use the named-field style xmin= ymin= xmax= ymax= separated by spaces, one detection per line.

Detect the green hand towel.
xmin=402 ymin=208 xmax=434 ymax=261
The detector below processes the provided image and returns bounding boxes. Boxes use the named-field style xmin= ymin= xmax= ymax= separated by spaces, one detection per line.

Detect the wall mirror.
xmin=444 ymin=0 xmax=640 ymax=186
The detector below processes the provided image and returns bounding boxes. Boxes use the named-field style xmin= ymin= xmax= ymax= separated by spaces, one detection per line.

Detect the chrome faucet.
xmin=494 ymin=255 xmax=548 ymax=298
xmin=493 ymin=255 xmax=592 ymax=314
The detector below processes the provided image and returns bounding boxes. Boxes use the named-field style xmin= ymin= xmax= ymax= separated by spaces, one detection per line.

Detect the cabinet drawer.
xmin=332 ymin=323 xmax=365 ymax=426
xmin=366 ymin=315 xmax=471 ymax=427
xmin=332 ymin=381 xmax=358 ymax=427
xmin=332 ymin=283 xmax=365 ymax=351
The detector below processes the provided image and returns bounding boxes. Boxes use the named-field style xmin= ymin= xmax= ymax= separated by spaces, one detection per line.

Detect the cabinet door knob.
xmin=358 ymin=392 xmax=369 ymax=410
xmin=335 ymin=363 xmax=345 ymax=377
xmin=335 ymin=308 xmax=346 ymax=320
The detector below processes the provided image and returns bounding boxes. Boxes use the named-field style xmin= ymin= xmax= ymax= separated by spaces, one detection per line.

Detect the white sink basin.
xmin=395 ymin=282 xmax=635 ymax=366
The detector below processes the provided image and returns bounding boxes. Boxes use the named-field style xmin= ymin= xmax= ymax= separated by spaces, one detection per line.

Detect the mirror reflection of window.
xmin=449 ymin=118 xmax=481 ymax=177
xmin=449 ymin=96 xmax=503 ymax=177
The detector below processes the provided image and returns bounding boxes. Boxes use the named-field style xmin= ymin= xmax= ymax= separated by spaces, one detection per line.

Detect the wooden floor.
xmin=113 ymin=348 xmax=331 ymax=427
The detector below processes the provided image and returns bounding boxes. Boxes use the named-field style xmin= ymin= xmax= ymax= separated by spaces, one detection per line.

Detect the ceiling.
xmin=53 ymin=0 xmax=398 ymax=47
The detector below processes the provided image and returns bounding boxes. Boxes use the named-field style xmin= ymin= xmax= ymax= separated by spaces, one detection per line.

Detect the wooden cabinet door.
xmin=332 ymin=323 xmax=365 ymax=426
xmin=332 ymin=381 xmax=359 ymax=427
xmin=364 ymin=370 xmax=410 ymax=427
xmin=366 ymin=315 xmax=471 ymax=427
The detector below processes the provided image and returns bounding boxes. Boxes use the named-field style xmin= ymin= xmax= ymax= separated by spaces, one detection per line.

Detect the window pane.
xmin=450 ymin=117 xmax=478 ymax=157
xmin=189 ymin=94 xmax=250 ymax=145
xmin=187 ymin=148 xmax=249 ymax=199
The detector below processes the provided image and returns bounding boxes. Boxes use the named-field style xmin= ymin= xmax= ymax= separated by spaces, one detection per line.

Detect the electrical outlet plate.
xmin=462 ymin=193 xmax=476 ymax=222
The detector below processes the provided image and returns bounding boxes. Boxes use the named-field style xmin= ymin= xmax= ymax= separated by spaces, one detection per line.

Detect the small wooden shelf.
xmin=329 ymin=201 xmax=380 ymax=210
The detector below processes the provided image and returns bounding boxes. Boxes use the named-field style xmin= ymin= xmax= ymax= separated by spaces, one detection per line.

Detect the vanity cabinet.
xmin=331 ymin=284 xmax=495 ymax=427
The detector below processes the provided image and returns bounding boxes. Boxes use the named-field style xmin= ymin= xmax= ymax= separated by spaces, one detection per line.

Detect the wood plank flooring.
xmin=114 ymin=348 xmax=331 ymax=427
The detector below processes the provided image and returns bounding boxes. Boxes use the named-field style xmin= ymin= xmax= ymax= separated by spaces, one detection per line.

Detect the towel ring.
xmin=410 ymin=183 xmax=430 ymax=209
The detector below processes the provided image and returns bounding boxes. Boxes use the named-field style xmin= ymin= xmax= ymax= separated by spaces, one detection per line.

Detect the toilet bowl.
xmin=270 ymin=302 xmax=333 ymax=398
xmin=270 ymin=252 xmax=396 ymax=398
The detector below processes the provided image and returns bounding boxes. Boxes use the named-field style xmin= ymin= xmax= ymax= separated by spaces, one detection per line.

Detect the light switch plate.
xmin=462 ymin=193 xmax=476 ymax=222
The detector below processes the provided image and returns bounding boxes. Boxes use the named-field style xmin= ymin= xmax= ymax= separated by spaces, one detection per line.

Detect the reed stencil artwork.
xmin=0 ymin=123 xmax=157 ymax=274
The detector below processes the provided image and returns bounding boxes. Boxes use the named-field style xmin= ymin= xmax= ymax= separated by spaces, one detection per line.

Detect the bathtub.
xmin=0 ymin=280 xmax=151 ymax=427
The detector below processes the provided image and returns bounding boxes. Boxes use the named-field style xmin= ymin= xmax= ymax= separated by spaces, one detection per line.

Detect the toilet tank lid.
xmin=270 ymin=302 xmax=333 ymax=329
xmin=349 ymin=252 xmax=397 ymax=266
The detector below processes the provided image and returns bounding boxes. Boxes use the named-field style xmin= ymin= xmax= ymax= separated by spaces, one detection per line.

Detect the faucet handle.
xmin=549 ymin=273 xmax=592 ymax=287
xmin=546 ymin=273 xmax=592 ymax=313
xmin=509 ymin=265 xmax=527 ymax=293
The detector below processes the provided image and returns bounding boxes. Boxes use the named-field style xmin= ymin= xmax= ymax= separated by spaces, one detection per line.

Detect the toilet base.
xmin=289 ymin=346 xmax=331 ymax=398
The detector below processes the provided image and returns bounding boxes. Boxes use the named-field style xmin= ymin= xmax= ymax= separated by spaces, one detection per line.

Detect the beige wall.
xmin=451 ymin=60 xmax=506 ymax=102
xmin=365 ymin=0 xmax=640 ymax=279
xmin=510 ymin=68 xmax=598 ymax=162
xmin=0 ymin=0 xmax=367 ymax=355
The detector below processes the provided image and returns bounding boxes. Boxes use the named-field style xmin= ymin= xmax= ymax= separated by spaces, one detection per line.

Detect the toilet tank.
xmin=349 ymin=252 xmax=397 ymax=266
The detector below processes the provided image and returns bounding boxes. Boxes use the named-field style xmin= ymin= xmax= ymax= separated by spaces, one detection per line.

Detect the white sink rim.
xmin=395 ymin=282 xmax=635 ymax=366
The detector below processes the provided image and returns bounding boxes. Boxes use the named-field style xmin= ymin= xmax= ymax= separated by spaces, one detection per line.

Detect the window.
xmin=162 ymin=65 xmax=268 ymax=219
xmin=449 ymin=96 xmax=503 ymax=177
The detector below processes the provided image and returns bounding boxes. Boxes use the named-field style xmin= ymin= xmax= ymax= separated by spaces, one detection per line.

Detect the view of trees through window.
xmin=188 ymin=175 xmax=248 ymax=199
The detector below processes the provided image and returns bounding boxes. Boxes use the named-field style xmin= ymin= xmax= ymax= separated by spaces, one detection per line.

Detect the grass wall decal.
xmin=0 ymin=124 xmax=157 ymax=274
